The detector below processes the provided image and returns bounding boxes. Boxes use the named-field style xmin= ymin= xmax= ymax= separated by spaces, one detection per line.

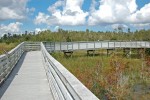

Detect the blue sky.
xmin=0 ymin=0 xmax=150 ymax=36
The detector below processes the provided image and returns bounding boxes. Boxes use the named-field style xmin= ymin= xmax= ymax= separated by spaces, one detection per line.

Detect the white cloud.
xmin=54 ymin=26 xmax=60 ymax=32
xmin=0 ymin=22 xmax=23 ymax=37
xmin=88 ymin=0 xmax=137 ymax=25
xmin=26 ymin=7 xmax=36 ymax=15
xmin=35 ymin=28 xmax=42 ymax=34
xmin=48 ymin=0 xmax=64 ymax=13
xmin=27 ymin=7 xmax=35 ymax=13
xmin=88 ymin=0 xmax=150 ymax=28
xmin=35 ymin=28 xmax=47 ymax=34
xmin=129 ymin=3 xmax=150 ymax=24
xmin=33 ymin=0 xmax=150 ymax=29
xmin=34 ymin=12 xmax=50 ymax=25
xmin=34 ymin=0 xmax=88 ymax=26
xmin=0 ymin=0 xmax=29 ymax=20
xmin=132 ymin=23 xmax=150 ymax=28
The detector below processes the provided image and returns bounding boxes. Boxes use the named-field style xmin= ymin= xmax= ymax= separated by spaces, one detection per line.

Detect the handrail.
xmin=24 ymin=42 xmax=41 ymax=51
xmin=41 ymin=42 xmax=99 ymax=100
xmin=0 ymin=42 xmax=24 ymax=85
xmin=2 ymin=41 xmax=150 ymax=99
xmin=0 ymin=42 xmax=99 ymax=99
xmin=44 ymin=41 xmax=150 ymax=52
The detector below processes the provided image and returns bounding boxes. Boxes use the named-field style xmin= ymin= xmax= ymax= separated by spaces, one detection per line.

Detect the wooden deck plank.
xmin=0 ymin=51 xmax=53 ymax=100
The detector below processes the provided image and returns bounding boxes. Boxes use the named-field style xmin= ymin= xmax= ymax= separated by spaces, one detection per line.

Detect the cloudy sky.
xmin=0 ymin=0 xmax=150 ymax=36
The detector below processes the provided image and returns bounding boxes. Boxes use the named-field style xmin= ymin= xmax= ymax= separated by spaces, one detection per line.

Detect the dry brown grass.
xmin=52 ymin=51 xmax=150 ymax=100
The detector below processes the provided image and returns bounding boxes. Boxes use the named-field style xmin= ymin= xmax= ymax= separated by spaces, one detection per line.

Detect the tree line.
xmin=0 ymin=29 xmax=150 ymax=44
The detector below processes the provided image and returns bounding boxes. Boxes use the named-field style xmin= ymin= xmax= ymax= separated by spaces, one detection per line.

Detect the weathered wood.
xmin=106 ymin=49 xmax=115 ymax=56
xmin=0 ymin=51 xmax=53 ymax=100
xmin=1 ymin=41 xmax=150 ymax=100
xmin=63 ymin=50 xmax=73 ymax=57
xmin=45 ymin=41 xmax=150 ymax=52
xmin=0 ymin=42 xmax=24 ymax=85
xmin=87 ymin=50 xmax=95 ymax=56
xmin=24 ymin=42 xmax=41 ymax=51
xmin=123 ymin=48 xmax=132 ymax=57
xmin=41 ymin=43 xmax=99 ymax=100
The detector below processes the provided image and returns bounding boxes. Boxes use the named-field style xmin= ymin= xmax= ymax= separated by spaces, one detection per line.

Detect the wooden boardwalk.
xmin=0 ymin=51 xmax=53 ymax=100
xmin=1 ymin=41 xmax=150 ymax=100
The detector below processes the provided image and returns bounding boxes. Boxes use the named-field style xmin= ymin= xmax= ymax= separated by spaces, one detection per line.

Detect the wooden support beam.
xmin=87 ymin=50 xmax=95 ymax=56
xmin=139 ymin=48 xmax=145 ymax=58
xmin=123 ymin=48 xmax=131 ymax=58
xmin=106 ymin=49 xmax=114 ymax=56
xmin=63 ymin=50 xmax=73 ymax=57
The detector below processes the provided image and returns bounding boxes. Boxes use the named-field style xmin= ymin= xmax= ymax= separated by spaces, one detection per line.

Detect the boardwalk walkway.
xmin=1 ymin=41 xmax=150 ymax=100
xmin=0 ymin=51 xmax=53 ymax=100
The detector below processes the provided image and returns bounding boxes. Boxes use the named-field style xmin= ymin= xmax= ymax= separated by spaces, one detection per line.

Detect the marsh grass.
xmin=52 ymin=50 xmax=150 ymax=100
xmin=0 ymin=43 xmax=17 ymax=55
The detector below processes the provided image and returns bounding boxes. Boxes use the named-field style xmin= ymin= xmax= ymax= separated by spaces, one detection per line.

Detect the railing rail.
xmin=0 ymin=42 xmax=41 ymax=85
xmin=2 ymin=41 xmax=150 ymax=99
xmin=41 ymin=42 xmax=99 ymax=100
xmin=0 ymin=42 xmax=24 ymax=84
xmin=44 ymin=41 xmax=150 ymax=52
xmin=24 ymin=42 xmax=41 ymax=51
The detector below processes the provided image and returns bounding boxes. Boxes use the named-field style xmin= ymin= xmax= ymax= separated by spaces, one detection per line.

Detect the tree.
xmin=118 ymin=26 xmax=123 ymax=33
xmin=86 ymin=29 xmax=89 ymax=33
xmin=66 ymin=36 xmax=71 ymax=42
xmin=8 ymin=33 xmax=11 ymax=37
xmin=25 ymin=31 xmax=28 ymax=35
xmin=128 ymin=28 xmax=131 ymax=33
xmin=3 ymin=34 xmax=8 ymax=39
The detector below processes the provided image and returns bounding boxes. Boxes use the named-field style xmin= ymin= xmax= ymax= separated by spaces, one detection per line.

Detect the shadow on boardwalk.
xmin=0 ymin=52 xmax=26 ymax=98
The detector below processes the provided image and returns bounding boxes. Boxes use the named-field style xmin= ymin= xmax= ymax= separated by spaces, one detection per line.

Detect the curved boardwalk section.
xmin=0 ymin=51 xmax=53 ymax=100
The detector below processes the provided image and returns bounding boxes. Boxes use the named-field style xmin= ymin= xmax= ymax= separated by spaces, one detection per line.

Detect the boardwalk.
xmin=1 ymin=41 xmax=150 ymax=100
xmin=44 ymin=41 xmax=150 ymax=52
xmin=5 ymin=41 xmax=149 ymax=100
xmin=0 ymin=51 xmax=53 ymax=100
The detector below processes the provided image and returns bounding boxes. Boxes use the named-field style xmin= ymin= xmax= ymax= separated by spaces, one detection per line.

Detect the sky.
xmin=0 ymin=0 xmax=150 ymax=36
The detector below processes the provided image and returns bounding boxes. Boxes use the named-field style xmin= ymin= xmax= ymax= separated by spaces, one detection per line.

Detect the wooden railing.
xmin=2 ymin=41 xmax=150 ymax=99
xmin=41 ymin=42 xmax=99 ymax=100
xmin=0 ymin=42 xmax=41 ymax=85
xmin=0 ymin=42 xmax=99 ymax=99
xmin=44 ymin=41 xmax=150 ymax=52
xmin=0 ymin=42 xmax=24 ymax=84
xmin=24 ymin=42 xmax=41 ymax=51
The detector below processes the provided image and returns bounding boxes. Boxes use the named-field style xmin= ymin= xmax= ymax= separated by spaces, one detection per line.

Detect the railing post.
xmin=0 ymin=42 xmax=25 ymax=85
xmin=67 ymin=42 xmax=68 ymax=51
xmin=6 ymin=52 xmax=10 ymax=74
xmin=54 ymin=42 xmax=55 ymax=51
xmin=120 ymin=41 xmax=121 ymax=48
xmin=86 ymin=42 xmax=88 ymax=50
xmin=40 ymin=42 xmax=99 ymax=100
xmin=94 ymin=41 xmax=95 ymax=50
xmin=60 ymin=42 xmax=61 ymax=51
xmin=72 ymin=42 xmax=73 ymax=50
xmin=108 ymin=41 xmax=109 ymax=48
xmin=78 ymin=42 xmax=80 ymax=50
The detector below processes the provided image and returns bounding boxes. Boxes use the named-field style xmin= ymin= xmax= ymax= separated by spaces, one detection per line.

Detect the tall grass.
xmin=52 ymin=50 xmax=150 ymax=99
xmin=0 ymin=43 xmax=17 ymax=55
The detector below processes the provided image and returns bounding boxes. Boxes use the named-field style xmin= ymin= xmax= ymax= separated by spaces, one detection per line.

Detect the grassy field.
xmin=52 ymin=50 xmax=150 ymax=100
xmin=0 ymin=43 xmax=17 ymax=55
